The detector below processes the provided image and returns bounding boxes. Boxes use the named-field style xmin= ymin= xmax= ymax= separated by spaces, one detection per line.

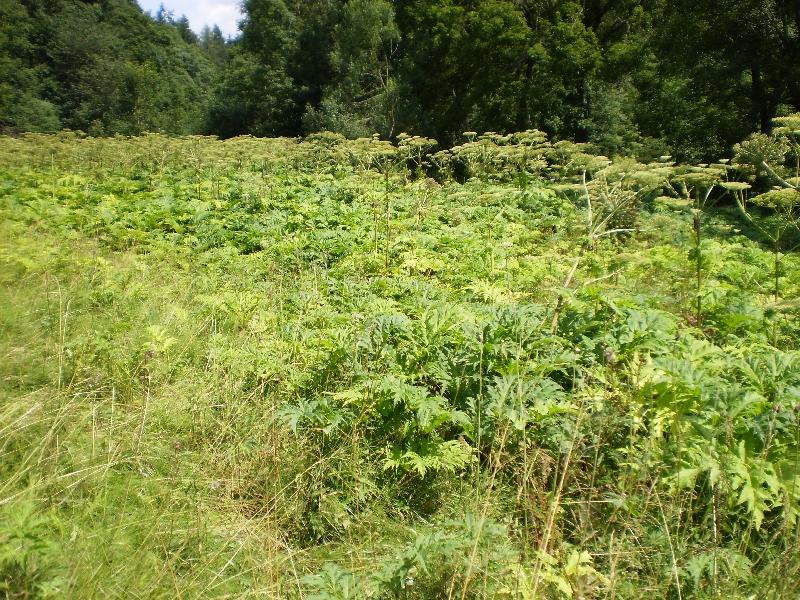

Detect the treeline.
xmin=0 ymin=0 xmax=219 ymax=135
xmin=2 ymin=0 xmax=799 ymax=160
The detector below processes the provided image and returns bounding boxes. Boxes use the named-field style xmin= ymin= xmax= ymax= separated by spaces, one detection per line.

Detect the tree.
xmin=199 ymin=25 xmax=229 ymax=68
xmin=304 ymin=0 xmax=400 ymax=138
xmin=649 ymin=0 xmax=800 ymax=158
xmin=522 ymin=1 xmax=601 ymax=140
xmin=394 ymin=0 xmax=531 ymax=144
xmin=223 ymin=0 xmax=298 ymax=135
xmin=284 ymin=0 xmax=343 ymax=132
xmin=0 ymin=0 xmax=60 ymax=132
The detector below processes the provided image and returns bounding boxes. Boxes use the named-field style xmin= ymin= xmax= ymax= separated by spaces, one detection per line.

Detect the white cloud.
xmin=139 ymin=0 xmax=243 ymax=39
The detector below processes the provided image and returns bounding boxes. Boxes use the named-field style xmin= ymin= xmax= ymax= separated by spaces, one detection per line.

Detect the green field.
xmin=2 ymin=130 xmax=800 ymax=598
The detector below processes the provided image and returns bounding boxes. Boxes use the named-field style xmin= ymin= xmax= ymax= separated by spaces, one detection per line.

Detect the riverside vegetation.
xmin=2 ymin=117 xmax=800 ymax=598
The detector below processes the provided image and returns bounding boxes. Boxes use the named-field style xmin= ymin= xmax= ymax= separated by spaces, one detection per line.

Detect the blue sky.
xmin=139 ymin=0 xmax=242 ymax=38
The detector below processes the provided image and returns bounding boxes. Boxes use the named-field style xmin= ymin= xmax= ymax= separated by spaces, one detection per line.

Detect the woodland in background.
xmin=2 ymin=0 xmax=800 ymax=160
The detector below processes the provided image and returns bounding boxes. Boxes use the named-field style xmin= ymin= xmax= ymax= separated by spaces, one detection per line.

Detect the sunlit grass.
xmin=1 ymin=133 xmax=799 ymax=598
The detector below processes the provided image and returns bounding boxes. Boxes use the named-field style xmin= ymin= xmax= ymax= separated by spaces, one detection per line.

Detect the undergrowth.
xmin=1 ymin=129 xmax=799 ymax=598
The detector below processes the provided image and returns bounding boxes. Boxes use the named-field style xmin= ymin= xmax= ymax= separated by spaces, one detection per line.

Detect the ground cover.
xmin=1 ymin=130 xmax=799 ymax=598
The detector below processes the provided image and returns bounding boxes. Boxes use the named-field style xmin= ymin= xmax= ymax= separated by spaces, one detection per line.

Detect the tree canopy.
xmin=1 ymin=0 xmax=799 ymax=159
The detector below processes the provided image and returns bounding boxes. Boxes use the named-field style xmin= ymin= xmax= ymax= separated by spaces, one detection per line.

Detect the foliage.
xmin=2 ymin=0 xmax=799 ymax=157
xmin=1 ymin=131 xmax=799 ymax=598
xmin=1 ymin=0 xmax=219 ymax=135
xmin=303 ymin=0 xmax=400 ymax=138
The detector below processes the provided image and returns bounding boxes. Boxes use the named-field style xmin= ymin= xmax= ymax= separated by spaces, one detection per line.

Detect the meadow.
xmin=1 ymin=127 xmax=800 ymax=598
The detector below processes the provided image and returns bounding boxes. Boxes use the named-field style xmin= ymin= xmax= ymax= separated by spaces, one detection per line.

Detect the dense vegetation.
xmin=2 ymin=116 xmax=800 ymax=597
xmin=3 ymin=0 xmax=800 ymax=596
xmin=0 ymin=0 xmax=219 ymax=135
xmin=2 ymin=0 xmax=800 ymax=158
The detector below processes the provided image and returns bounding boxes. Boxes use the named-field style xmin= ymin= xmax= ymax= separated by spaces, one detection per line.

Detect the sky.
xmin=139 ymin=0 xmax=243 ymax=39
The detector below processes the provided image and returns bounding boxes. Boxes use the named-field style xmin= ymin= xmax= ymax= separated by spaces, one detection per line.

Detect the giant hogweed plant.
xmin=547 ymin=158 xmax=676 ymax=334
xmin=730 ymin=114 xmax=800 ymax=343
xmin=300 ymin=513 xmax=609 ymax=600
xmin=447 ymin=130 xmax=550 ymax=184
xmin=279 ymin=302 xmax=579 ymax=479
xmin=635 ymin=337 xmax=800 ymax=532
xmin=667 ymin=163 xmax=728 ymax=325
xmin=552 ymin=290 xmax=800 ymax=538
xmin=2 ymin=131 xmax=800 ymax=598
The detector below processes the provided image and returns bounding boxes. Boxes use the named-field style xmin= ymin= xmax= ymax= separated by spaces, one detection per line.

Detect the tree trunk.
xmin=751 ymin=63 xmax=773 ymax=134
xmin=517 ymin=57 xmax=533 ymax=131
